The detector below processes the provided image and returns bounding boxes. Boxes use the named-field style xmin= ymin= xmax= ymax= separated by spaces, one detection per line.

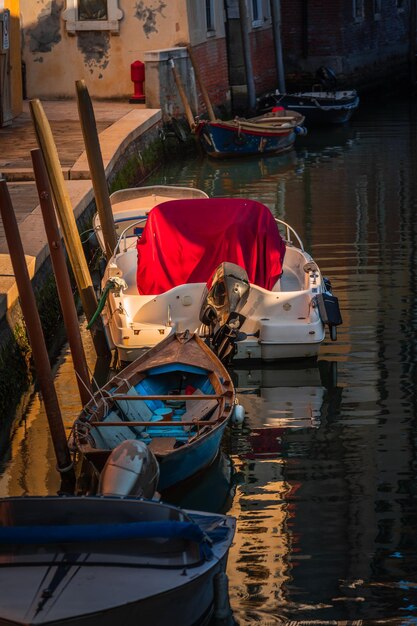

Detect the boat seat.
xmin=279 ymin=268 xmax=303 ymax=291
xmin=90 ymin=411 xmax=136 ymax=450
xmin=181 ymin=390 xmax=219 ymax=431
xmin=114 ymin=386 xmax=153 ymax=434
xmin=147 ymin=437 xmax=177 ymax=456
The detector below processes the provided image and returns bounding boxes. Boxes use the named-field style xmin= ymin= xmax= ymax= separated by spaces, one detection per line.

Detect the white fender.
xmin=231 ymin=403 xmax=245 ymax=426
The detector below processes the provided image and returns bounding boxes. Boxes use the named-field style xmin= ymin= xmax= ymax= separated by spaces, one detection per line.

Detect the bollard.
xmin=129 ymin=60 xmax=145 ymax=103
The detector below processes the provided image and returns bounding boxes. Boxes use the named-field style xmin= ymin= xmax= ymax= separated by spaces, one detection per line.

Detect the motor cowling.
xmin=98 ymin=439 xmax=159 ymax=498
xmin=200 ymin=262 xmax=250 ymax=363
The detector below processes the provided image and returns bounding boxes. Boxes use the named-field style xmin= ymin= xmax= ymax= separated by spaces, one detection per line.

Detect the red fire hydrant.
xmin=130 ymin=60 xmax=145 ymax=103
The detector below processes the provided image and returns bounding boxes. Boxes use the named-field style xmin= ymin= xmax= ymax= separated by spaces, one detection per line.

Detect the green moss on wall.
xmin=0 ymin=130 xmax=195 ymax=436
xmin=109 ymin=139 xmax=165 ymax=194
xmin=0 ymin=266 xmax=67 ymax=430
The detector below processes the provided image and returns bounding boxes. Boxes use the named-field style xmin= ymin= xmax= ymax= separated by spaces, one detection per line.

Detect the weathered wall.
xmin=4 ymin=0 xmax=22 ymax=117
xmin=20 ymin=0 xmax=191 ymax=99
xmin=144 ymin=47 xmax=194 ymax=121
xmin=17 ymin=0 xmax=415 ymax=108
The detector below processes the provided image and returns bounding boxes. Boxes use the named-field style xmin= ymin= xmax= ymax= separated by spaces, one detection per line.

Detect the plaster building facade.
xmin=1 ymin=1 xmax=415 ymax=125
xmin=0 ymin=0 xmax=22 ymax=124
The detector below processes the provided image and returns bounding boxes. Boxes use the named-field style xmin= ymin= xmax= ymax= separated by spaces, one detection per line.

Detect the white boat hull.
xmin=102 ymin=245 xmax=327 ymax=363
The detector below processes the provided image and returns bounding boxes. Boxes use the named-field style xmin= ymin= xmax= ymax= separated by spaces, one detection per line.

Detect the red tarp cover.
xmin=136 ymin=198 xmax=286 ymax=295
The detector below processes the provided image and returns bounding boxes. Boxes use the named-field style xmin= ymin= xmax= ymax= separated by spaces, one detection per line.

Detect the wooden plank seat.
xmin=180 ymin=388 xmax=219 ymax=431
xmin=181 ymin=399 xmax=219 ymax=431
xmin=90 ymin=411 xmax=136 ymax=449
xmin=147 ymin=437 xmax=177 ymax=456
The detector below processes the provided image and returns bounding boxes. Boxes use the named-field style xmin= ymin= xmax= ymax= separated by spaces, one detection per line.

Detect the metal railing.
xmin=275 ymin=218 xmax=304 ymax=250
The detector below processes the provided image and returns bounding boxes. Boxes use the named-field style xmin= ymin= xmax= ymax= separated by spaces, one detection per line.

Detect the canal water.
xmin=2 ymin=91 xmax=417 ymax=624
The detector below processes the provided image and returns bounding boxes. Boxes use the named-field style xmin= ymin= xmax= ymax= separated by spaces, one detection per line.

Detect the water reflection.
xmin=226 ymin=361 xmax=341 ymax=625
xmin=164 ymin=450 xmax=236 ymax=515
xmin=195 ymin=150 xmax=300 ymax=198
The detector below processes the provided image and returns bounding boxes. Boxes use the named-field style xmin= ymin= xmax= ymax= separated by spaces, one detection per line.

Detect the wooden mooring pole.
xmin=75 ymin=80 xmax=117 ymax=262
xmin=187 ymin=46 xmax=216 ymax=122
xmin=31 ymin=148 xmax=93 ymax=407
xmin=29 ymin=98 xmax=110 ymax=358
xmin=0 ymin=179 xmax=74 ymax=477
xmin=169 ymin=58 xmax=196 ymax=131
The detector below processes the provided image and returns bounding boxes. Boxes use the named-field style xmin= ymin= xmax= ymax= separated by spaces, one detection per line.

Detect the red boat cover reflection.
xmin=248 ymin=427 xmax=285 ymax=458
xmin=136 ymin=198 xmax=286 ymax=295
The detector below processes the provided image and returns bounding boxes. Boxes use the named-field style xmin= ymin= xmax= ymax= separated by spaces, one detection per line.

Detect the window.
xmin=373 ymin=0 xmax=381 ymax=18
xmin=252 ymin=0 xmax=263 ymax=26
xmin=78 ymin=0 xmax=108 ymax=20
xmin=63 ymin=0 xmax=123 ymax=33
xmin=353 ymin=0 xmax=364 ymax=20
xmin=397 ymin=0 xmax=405 ymax=9
xmin=205 ymin=0 xmax=214 ymax=31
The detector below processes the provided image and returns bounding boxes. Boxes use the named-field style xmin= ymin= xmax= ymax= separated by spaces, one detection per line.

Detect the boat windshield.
xmin=136 ymin=198 xmax=286 ymax=295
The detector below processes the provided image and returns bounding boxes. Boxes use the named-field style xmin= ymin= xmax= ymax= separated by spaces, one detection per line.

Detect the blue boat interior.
xmin=90 ymin=364 xmax=218 ymax=452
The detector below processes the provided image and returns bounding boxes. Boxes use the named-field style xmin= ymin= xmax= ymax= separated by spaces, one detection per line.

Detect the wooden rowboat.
xmin=70 ymin=331 xmax=236 ymax=492
xmin=0 ymin=495 xmax=235 ymax=626
xmin=195 ymin=109 xmax=306 ymax=158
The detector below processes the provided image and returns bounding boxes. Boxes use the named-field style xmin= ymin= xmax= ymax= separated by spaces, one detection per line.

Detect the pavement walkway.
xmin=0 ymin=99 xmax=161 ymax=318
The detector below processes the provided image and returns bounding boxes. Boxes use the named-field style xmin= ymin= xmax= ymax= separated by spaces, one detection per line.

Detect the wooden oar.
xmin=88 ymin=420 xmax=214 ymax=427
xmin=101 ymin=393 xmax=225 ymax=401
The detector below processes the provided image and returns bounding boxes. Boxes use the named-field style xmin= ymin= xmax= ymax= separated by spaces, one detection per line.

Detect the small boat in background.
xmin=93 ymin=185 xmax=208 ymax=253
xmin=256 ymin=67 xmax=359 ymax=125
xmin=195 ymin=109 xmax=306 ymax=158
xmin=0 ymin=495 xmax=235 ymax=626
xmin=70 ymin=332 xmax=236 ymax=492
xmin=256 ymin=90 xmax=359 ymax=125
xmin=169 ymin=54 xmax=306 ymax=159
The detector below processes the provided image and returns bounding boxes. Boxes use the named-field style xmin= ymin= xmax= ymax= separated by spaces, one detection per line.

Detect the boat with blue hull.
xmin=70 ymin=332 xmax=236 ymax=492
xmin=195 ymin=110 xmax=306 ymax=158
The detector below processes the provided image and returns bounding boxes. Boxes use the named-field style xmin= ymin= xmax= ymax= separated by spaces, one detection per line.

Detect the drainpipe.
xmin=270 ymin=0 xmax=286 ymax=93
xmin=410 ymin=0 xmax=417 ymax=87
xmin=238 ymin=0 xmax=256 ymax=111
xmin=301 ymin=0 xmax=308 ymax=58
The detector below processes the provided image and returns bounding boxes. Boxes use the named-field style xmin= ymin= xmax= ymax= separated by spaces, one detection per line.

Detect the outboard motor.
xmin=200 ymin=262 xmax=250 ymax=364
xmin=98 ymin=439 xmax=159 ymax=498
xmin=315 ymin=66 xmax=337 ymax=90
xmin=315 ymin=277 xmax=343 ymax=341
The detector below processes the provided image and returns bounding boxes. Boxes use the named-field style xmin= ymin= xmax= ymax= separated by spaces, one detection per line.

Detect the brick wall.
xmin=281 ymin=0 xmax=410 ymax=89
xmin=191 ymin=39 xmax=230 ymax=114
xmin=250 ymin=27 xmax=277 ymax=94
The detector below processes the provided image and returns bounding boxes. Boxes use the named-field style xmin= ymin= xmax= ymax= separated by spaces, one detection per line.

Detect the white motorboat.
xmin=0 ymin=496 xmax=235 ymax=626
xmin=97 ymin=195 xmax=342 ymax=363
